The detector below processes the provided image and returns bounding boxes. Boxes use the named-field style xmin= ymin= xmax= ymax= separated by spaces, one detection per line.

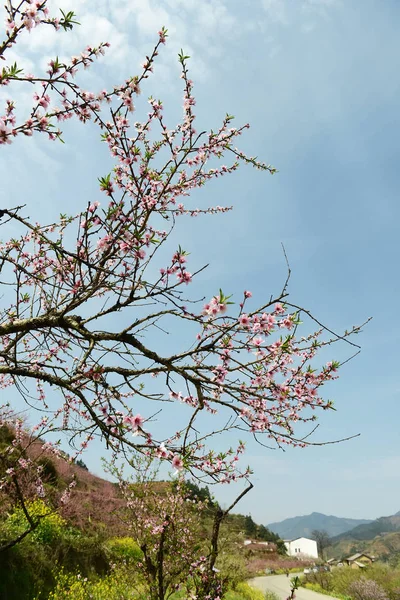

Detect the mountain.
xmin=328 ymin=531 xmax=400 ymax=561
xmin=267 ymin=512 xmax=373 ymax=540
xmin=332 ymin=512 xmax=400 ymax=542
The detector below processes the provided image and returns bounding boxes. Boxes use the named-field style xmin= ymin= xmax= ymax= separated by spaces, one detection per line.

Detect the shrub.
xmin=330 ymin=567 xmax=363 ymax=595
xmin=348 ymin=577 xmax=389 ymax=600
xmin=304 ymin=570 xmax=333 ymax=591
xmin=216 ymin=551 xmax=248 ymax=590
xmin=43 ymin=568 xmax=144 ymax=600
xmin=0 ymin=509 xmax=111 ymax=599
xmin=0 ymin=424 xmax=14 ymax=449
xmin=303 ymin=582 xmax=351 ymax=599
xmin=224 ymin=582 xmax=265 ymax=600
xmin=37 ymin=458 xmax=59 ymax=486
xmin=6 ymin=499 xmax=65 ymax=544
xmin=264 ymin=592 xmax=280 ymax=600
xmin=106 ymin=537 xmax=143 ymax=562
xmin=305 ymin=564 xmax=400 ymax=600
xmin=54 ymin=529 xmax=110 ymax=576
xmin=329 ymin=563 xmax=400 ymax=598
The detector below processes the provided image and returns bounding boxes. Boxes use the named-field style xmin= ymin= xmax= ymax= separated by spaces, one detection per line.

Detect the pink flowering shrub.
xmin=348 ymin=577 xmax=389 ymax=600
xmin=111 ymin=459 xmax=214 ymax=600
xmin=0 ymin=413 xmax=79 ymax=551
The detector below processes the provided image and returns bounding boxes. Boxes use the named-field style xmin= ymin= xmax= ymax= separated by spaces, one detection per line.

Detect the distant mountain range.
xmin=332 ymin=511 xmax=400 ymax=542
xmin=267 ymin=512 xmax=373 ymax=539
xmin=268 ymin=510 xmax=400 ymax=561
xmin=328 ymin=511 xmax=400 ymax=560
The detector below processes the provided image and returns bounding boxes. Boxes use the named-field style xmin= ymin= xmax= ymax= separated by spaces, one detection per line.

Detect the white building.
xmin=284 ymin=537 xmax=318 ymax=559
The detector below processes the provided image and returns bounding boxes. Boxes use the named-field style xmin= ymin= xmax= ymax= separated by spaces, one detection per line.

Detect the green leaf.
xmin=59 ymin=9 xmax=80 ymax=31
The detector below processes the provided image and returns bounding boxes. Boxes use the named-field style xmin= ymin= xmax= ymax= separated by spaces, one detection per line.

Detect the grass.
xmin=302 ymin=582 xmax=351 ymax=599
xmin=225 ymin=582 xmax=265 ymax=600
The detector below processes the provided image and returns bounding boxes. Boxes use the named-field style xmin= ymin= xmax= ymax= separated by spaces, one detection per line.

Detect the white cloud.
xmin=305 ymin=0 xmax=337 ymax=6
xmin=262 ymin=0 xmax=288 ymax=24
xmin=302 ymin=0 xmax=340 ymax=23
xmin=262 ymin=0 xmax=339 ymax=27
xmin=54 ymin=0 xmax=242 ymax=77
xmin=108 ymin=0 xmax=170 ymax=37
xmin=1 ymin=0 xmax=254 ymax=90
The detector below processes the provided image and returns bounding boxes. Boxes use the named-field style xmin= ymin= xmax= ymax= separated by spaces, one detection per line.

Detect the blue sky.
xmin=1 ymin=0 xmax=400 ymax=525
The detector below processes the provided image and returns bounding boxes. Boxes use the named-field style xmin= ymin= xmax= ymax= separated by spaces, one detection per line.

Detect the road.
xmin=248 ymin=574 xmax=338 ymax=600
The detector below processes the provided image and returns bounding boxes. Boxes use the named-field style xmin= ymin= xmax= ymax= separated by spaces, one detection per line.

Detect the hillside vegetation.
xmin=327 ymin=511 xmax=400 ymax=563
xmin=332 ymin=513 xmax=400 ymax=542
xmin=328 ymin=531 xmax=400 ymax=562
xmin=302 ymin=562 xmax=400 ymax=600
xmin=0 ymin=426 xmax=290 ymax=599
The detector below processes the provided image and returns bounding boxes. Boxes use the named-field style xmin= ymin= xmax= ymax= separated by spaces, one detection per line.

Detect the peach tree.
xmin=0 ymin=1 xmax=366 ymax=531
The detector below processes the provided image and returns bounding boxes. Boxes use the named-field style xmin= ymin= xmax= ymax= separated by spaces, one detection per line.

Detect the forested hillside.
xmin=0 ymin=425 xmax=289 ymax=599
xmin=332 ymin=512 xmax=400 ymax=542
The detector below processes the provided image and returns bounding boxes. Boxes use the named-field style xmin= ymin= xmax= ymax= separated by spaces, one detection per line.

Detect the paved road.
xmin=248 ymin=574 xmax=338 ymax=600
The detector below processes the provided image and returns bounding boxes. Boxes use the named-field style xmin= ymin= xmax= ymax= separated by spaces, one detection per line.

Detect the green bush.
xmin=264 ymin=591 xmax=280 ymax=600
xmin=304 ymin=582 xmax=350 ymax=599
xmin=330 ymin=564 xmax=398 ymax=597
xmin=224 ymin=582 xmax=265 ymax=600
xmin=305 ymin=563 xmax=400 ymax=600
xmin=42 ymin=568 xmax=144 ymax=600
xmin=329 ymin=566 xmax=362 ymax=594
xmin=0 ymin=504 xmax=111 ymax=599
xmin=0 ymin=546 xmax=44 ymax=600
xmin=105 ymin=537 xmax=143 ymax=562
xmin=0 ymin=424 xmax=15 ymax=449
xmin=5 ymin=499 xmax=65 ymax=544
xmin=54 ymin=529 xmax=110 ymax=576
xmin=217 ymin=551 xmax=248 ymax=590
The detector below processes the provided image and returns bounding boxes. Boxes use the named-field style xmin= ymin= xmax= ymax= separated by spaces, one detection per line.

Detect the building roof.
xmin=346 ymin=553 xmax=372 ymax=562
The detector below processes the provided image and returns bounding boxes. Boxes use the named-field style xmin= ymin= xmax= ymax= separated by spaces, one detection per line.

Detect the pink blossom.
xmin=132 ymin=414 xmax=143 ymax=429
xmin=97 ymin=235 xmax=112 ymax=249
xmin=172 ymin=454 xmax=183 ymax=471
xmin=0 ymin=120 xmax=11 ymax=145
xmin=280 ymin=317 xmax=294 ymax=330
xmin=157 ymin=443 xmax=169 ymax=459
xmin=177 ymin=271 xmax=192 ymax=284
xmin=36 ymin=480 xmax=45 ymax=497
xmin=239 ymin=314 xmax=251 ymax=328
xmin=274 ymin=302 xmax=285 ymax=315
